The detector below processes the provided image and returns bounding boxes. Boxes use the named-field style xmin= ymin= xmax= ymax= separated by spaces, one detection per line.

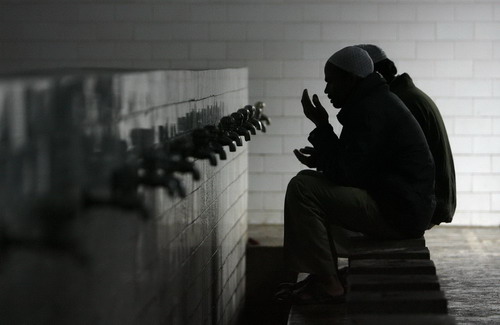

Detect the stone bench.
xmin=342 ymin=233 xmax=455 ymax=324
xmin=349 ymin=259 xmax=437 ymax=275
xmin=287 ymin=232 xmax=456 ymax=325
xmin=245 ymin=225 xmax=455 ymax=325
xmin=348 ymin=246 xmax=430 ymax=260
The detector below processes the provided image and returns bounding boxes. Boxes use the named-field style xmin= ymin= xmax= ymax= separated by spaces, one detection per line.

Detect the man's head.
xmin=356 ymin=44 xmax=398 ymax=83
xmin=324 ymin=46 xmax=373 ymax=108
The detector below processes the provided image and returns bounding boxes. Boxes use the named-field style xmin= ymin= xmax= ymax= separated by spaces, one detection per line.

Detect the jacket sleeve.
xmin=307 ymin=123 xmax=340 ymax=178
xmin=308 ymin=111 xmax=388 ymax=187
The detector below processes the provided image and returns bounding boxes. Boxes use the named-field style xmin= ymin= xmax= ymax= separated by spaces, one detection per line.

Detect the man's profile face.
xmin=323 ymin=63 xmax=356 ymax=109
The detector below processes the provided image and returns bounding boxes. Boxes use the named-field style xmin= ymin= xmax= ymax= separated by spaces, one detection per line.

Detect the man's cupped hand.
xmin=293 ymin=146 xmax=318 ymax=168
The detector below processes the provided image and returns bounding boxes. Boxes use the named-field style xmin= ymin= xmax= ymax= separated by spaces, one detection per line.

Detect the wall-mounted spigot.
xmin=218 ymin=116 xmax=243 ymax=146
xmin=244 ymin=105 xmax=263 ymax=131
xmin=208 ymin=138 xmax=227 ymax=160
xmin=236 ymin=108 xmax=257 ymax=135
xmin=247 ymin=104 xmax=266 ymax=133
xmin=255 ymin=101 xmax=271 ymax=126
xmin=229 ymin=112 xmax=251 ymax=141
xmin=135 ymin=145 xmax=198 ymax=198
xmin=96 ymin=127 xmax=199 ymax=204
xmin=191 ymin=129 xmax=218 ymax=166
xmin=204 ymin=125 xmax=237 ymax=152
xmin=198 ymin=127 xmax=228 ymax=160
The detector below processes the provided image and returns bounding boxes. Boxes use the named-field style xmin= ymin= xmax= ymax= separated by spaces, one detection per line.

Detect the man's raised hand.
xmin=301 ymin=89 xmax=329 ymax=127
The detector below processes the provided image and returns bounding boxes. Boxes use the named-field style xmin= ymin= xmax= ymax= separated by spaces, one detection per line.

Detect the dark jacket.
xmin=308 ymin=73 xmax=435 ymax=238
xmin=390 ymin=73 xmax=456 ymax=225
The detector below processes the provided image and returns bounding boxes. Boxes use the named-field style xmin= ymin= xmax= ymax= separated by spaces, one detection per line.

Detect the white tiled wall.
xmin=0 ymin=68 xmax=248 ymax=325
xmin=0 ymin=0 xmax=499 ymax=226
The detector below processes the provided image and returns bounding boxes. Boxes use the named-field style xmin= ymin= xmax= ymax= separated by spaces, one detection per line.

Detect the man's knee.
xmin=286 ymin=174 xmax=303 ymax=196
xmin=286 ymin=171 xmax=312 ymax=198
xmin=286 ymin=170 xmax=324 ymax=200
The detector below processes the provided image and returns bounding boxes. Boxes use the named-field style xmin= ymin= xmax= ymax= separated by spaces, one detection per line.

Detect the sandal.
xmin=274 ymin=274 xmax=316 ymax=301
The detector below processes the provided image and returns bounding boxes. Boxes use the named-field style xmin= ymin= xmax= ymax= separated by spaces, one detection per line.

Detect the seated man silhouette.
xmin=356 ymin=44 xmax=456 ymax=228
xmin=282 ymin=46 xmax=436 ymax=304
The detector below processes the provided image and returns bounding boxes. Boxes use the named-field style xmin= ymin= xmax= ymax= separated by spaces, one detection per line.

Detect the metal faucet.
xmin=218 ymin=116 xmax=243 ymax=146
xmin=230 ymin=112 xmax=251 ymax=141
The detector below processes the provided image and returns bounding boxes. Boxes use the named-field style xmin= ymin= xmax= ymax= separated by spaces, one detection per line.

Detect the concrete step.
xmin=348 ymin=246 xmax=430 ymax=260
xmin=346 ymin=314 xmax=456 ymax=324
xmin=349 ymin=259 xmax=436 ymax=275
xmin=345 ymin=232 xmax=426 ymax=249
xmin=347 ymin=290 xmax=448 ymax=314
xmin=347 ymin=274 xmax=441 ymax=292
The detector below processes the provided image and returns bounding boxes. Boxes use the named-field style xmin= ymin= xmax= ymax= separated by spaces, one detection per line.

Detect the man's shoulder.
xmin=391 ymin=74 xmax=439 ymax=114
xmin=363 ymin=85 xmax=411 ymax=114
xmin=392 ymin=73 xmax=430 ymax=98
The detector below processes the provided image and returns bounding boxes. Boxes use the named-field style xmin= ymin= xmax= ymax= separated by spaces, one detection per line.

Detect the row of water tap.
xmin=111 ymin=102 xmax=270 ymax=200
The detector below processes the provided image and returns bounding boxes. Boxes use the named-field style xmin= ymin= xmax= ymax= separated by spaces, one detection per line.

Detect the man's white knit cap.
xmin=355 ymin=44 xmax=387 ymax=64
xmin=327 ymin=46 xmax=374 ymax=78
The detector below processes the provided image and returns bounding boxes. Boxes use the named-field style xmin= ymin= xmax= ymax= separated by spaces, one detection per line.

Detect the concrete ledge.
xmin=347 ymin=291 xmax=448 ymax=314
xmin=348 ymin=247 xmax=430 ymax=260
xmin=346 ymin=233 xmax=426 ymax=249
xmin=346 ymin=314 xmax=456 ymax=325
xmin=349 ymin=259 xmax=436 ymax=275
xmin=347 ymin=274 xmax=441 ymax=292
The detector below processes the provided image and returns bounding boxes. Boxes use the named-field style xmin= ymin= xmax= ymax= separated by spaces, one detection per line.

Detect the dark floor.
xmin=248 ymin=225 xmax=500 ymax=325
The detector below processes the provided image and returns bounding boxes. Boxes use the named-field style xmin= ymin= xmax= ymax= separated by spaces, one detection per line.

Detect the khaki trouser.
xmin=284 ymin=170 xmax=402 ymax=275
